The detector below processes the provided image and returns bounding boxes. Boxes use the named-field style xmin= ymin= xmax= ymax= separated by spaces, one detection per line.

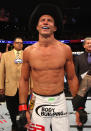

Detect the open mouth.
xmin=42 ymin=27 xmax=49 ymax=29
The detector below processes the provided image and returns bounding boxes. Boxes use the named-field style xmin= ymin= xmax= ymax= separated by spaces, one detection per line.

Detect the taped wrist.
xmin=16 ymin=104 xmax=28 ymax=129
xmin=77 ymin=107 xmax=84 ymax=111
xmin=19 ymin=104 xmax=27 ymax=111
xmin=72 ymin=95 xmax=86 ymax=111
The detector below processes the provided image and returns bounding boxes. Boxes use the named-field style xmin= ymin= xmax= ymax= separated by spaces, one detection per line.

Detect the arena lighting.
xmin=0 ymin=39 xmax=84 ymax=44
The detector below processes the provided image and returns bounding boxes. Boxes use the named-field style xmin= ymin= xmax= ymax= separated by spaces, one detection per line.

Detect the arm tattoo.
xmin=29 ymin=94 xmax=36 ymax=117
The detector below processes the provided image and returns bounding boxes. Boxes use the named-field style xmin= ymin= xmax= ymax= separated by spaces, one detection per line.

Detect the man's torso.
xmin=27 ymin=42 xmax=68 ymax=95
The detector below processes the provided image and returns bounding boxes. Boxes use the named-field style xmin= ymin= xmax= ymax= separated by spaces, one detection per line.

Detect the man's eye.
xmin=41 ymin=19 xmax=45 ymax=22
xmin=48 ymin=19 xmax=51 ymax=21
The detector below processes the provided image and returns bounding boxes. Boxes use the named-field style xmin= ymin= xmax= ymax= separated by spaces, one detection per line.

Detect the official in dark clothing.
xmin=72 ymin=37 xmax=91 ymax=127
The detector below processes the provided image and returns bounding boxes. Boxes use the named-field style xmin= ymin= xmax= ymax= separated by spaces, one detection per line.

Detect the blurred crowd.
xmin=0 ymin=7 xmax=89 ymax=41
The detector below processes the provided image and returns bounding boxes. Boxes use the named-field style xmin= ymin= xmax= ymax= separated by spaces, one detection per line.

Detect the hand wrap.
xmin=72 ymin=95 xmax=86 ymax=111
xmin=16 ymin=104 xmax=27 ymax=129
xmin=72 ymin=95 xmax=88 ymax=124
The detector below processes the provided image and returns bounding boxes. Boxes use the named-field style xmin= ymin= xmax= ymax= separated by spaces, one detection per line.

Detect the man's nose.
xmin=43 ymin=20 xmax=48 ymax=24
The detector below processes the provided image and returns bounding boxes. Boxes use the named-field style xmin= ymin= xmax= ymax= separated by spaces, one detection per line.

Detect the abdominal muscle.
xmin=32 ymin=69 xmax=64 ymax=96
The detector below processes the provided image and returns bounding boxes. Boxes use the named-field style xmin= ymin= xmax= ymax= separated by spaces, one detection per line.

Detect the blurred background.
xmin=0 ymin=0 xmax=82 ymax=40
xmin=0 ymin=0 xmax=90 ymax=94
xmin=0 ymin=0 xmax=90 ymax=51
xmin=0 ymin=0 xmax=83 ymax=51
xmin=0 ymin=1 xmax=91 ymax=131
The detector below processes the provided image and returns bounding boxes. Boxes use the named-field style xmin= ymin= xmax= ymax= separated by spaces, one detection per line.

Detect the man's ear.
xmin=36 ymin=25 xmax=39 ymax=31
xmin=54 ymin=26 xmax=57 ymax=32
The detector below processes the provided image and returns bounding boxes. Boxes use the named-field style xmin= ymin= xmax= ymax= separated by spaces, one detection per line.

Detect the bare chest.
xmin=29 ymin=47 xmax=66 ymax=70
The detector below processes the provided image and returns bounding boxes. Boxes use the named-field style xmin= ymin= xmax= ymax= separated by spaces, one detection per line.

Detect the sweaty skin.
xmin=29 ymin=42 xmax=67 ymax=95
xmin=19 ymin=40 xmax=79 ymax=101
xmin=19 ymin=15 xmax=79 ymax=126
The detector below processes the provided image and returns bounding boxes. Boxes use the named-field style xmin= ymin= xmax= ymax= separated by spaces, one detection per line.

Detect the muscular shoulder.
xmin=60 ymin=42 xmax=73 ymax=62
xmin=23 ymin=42 xmax=38 ymax=61
xmin=24 ymin=42 xmax=38 ymax=53
xmin=58 ymin=41 xmax=72 ymax=53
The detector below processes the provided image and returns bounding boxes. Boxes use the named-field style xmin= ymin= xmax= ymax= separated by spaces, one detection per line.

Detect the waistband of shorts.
xmin=33 ymin=91 xmax=64 ymax=97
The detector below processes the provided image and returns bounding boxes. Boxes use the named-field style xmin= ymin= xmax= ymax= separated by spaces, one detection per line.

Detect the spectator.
xmin=74 ymin=37 xmax=91 ymax=82
xmin=0 ymin=37 xmax=24 ymax=131
xmin=0 ymin=8 xmax=9 ymax=22
xmin=73 ymin=37 xmax=91 ymax=128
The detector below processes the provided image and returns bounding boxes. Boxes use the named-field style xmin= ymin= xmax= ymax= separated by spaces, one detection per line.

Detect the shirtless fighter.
xmin=17 ymin=3 xmax=81 ymax=131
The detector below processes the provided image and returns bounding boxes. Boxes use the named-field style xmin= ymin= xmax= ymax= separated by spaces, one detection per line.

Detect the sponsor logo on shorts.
xmin=35 ymin=104 xmax=67 ymax=117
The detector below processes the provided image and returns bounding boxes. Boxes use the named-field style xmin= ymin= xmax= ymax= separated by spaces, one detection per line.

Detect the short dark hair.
xmin=28 ymin=3 xmax=63 ymax=40
xmin=13 ymin=37 xmax=23 ymax=43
